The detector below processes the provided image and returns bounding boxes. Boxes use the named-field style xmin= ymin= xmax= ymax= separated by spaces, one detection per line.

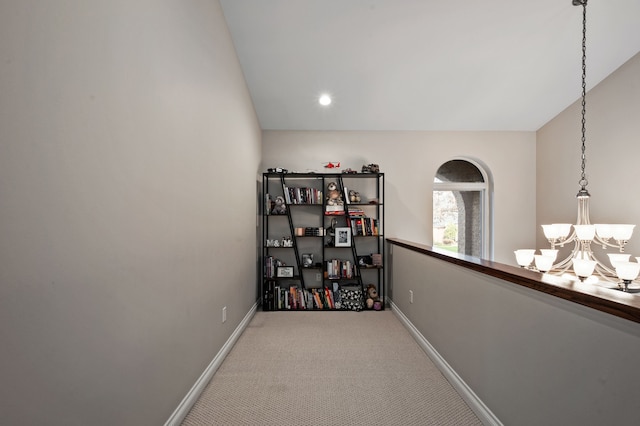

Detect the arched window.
xmin=433 ymin=159 xmax=491 ymax=259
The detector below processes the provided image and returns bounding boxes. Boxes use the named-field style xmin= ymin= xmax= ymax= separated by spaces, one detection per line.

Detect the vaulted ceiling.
xmin=219 ymin=0 xmax=640 ymax=131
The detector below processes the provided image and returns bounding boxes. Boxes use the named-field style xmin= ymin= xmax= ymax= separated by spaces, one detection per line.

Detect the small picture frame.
xmin=357 ymin=255 xmax=373 ymax=267
xmin=276 ymin=266 xmax=294 ymax=278
xmin=335 ymin=227 xmax=352 ymax=247
xmin=302 ymin=253 xmax=314 ymax=267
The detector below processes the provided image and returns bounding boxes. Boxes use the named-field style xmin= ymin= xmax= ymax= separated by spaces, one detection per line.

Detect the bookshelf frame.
xmin=261 ymin=172 xmax=385 ymax=311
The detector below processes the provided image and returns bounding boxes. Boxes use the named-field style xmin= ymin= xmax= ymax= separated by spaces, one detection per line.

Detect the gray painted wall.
xmin=0 ymin=1 xmax=260 ymax=424
xmin=391 ymin=245 xmax=640 ymax=425
xmin=262 ymin=130 xmax=537 ymax=265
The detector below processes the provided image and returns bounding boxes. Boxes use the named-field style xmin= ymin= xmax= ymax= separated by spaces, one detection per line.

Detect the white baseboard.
xmin=390 ymin=300 xmax=502 ymax=426
xmin=164 ymin=302 xmax=258 ymax=426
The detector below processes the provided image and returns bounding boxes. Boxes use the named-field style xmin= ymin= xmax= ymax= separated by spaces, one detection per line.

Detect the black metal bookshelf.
xmin=261 ymin=172 xmax=384 ymax=311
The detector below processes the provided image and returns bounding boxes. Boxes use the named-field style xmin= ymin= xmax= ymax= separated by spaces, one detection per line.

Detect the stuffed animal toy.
xmin=326 ymin=182 xmax=344 ymax=206
xmin=272 ymin=196 xmax=287 ymax=214
xmin=349 ymin=190 xmax=361 ymax=203
xmin=365 ymin=284 xmax=380 ymax=310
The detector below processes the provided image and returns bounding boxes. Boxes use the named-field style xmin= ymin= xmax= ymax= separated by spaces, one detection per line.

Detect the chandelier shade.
xmin=573 ymin=258 xmax=596 ymax=280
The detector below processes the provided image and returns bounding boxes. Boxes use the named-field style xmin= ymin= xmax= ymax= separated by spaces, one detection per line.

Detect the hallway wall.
xmin=391 ymin=244 xmax=640 ymax=425
xmin=0 ymin=2 xmax=260 ymax=425
xmin=262 ymin=130 xmax=536 ymax=265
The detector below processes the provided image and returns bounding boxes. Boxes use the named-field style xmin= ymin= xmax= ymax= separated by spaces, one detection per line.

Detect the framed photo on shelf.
xmin=276 ymin=266 xmax=294 ymax=278
xmin=302 ymin=253 xmax=314 ymax=267
xmin=335 ymin=227 xmax=352 ymax=247
xmin=357 ymin=255 xmax=373 ymax=267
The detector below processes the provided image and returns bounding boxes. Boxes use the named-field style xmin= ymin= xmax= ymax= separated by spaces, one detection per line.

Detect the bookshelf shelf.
xmin=261 ymin=172 xmax=384 ymax=311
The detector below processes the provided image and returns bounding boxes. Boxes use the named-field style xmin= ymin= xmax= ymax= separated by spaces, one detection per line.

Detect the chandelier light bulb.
xmin=542 ymin=224 xmax=572 ymax=241
xmin=616 ymin=263 xmax=640 ymax=281
xmin=595 ymin=224 xmax=613 ymax=239
xmin=534 ymin=255 xmax=554 ymax=273
xmin=612 ymin=224 xmax=635 ymax=241
xmin=614 ymin=262 xmax=640 ymax=292
xmin=514 ymin=250 xmax=535 ymax=267
xmin=556 ymin=224 xmax=573 ymax=238
xmin=540 ymin=249 xmax=559 ymax=262
xmin=573 ymin=258 xmax=597 ymax=280
xmin=574 ymin=225 xmax=596 ymax=241
xmin=608 ymin=253 xmax=630 ymax=267
xmin=541 ymin=224 xmax=559 ymax=239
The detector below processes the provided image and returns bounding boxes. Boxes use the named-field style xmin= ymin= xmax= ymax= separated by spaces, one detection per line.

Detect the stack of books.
xmin=325 ymin=205 xmax=345 ymax=215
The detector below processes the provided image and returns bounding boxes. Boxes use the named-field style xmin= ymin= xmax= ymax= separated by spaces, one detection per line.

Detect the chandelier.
xmin=514 ymin=0 xmax=639 ymax=292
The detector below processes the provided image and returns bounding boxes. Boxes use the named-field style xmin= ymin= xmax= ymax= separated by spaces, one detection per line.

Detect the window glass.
xmin=434 ymin=159 xmax=484 ymax=183
xmin=433 ymin=160 xmax=489 ymax=258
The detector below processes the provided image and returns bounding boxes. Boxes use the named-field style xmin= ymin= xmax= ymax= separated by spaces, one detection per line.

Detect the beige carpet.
xmin=182 ymin=310 xmax=482 ymax=425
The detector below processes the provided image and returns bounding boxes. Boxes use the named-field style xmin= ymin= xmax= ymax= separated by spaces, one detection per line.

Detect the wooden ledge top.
xmin=387 ymin=238 xmax=640 ymax=324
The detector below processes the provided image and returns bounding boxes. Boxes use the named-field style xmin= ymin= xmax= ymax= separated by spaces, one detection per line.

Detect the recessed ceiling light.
xmin=318 ymin=94 xmax=332 ymax=106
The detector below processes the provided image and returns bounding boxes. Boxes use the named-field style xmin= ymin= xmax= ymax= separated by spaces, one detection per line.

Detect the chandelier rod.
xmin=576 ymin=0 xmax=589 ymax=197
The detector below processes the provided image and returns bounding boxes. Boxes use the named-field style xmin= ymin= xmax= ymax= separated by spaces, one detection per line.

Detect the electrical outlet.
xmin=222 ymin=306 xmax=227 ymax=323
xmin=316 ymin=273 xmax=322 ymax=281
xmin=409 ymin=290 xmax=414 ymax=304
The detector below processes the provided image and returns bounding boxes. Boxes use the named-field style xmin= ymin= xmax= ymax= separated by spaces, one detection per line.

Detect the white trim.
xmin=432 ymin=182 xmax=486 ymax=191
xmin=390 ymin=300 xmax=503 ymax=426
xmin=164 ymin=302 xmax=258 ymax=426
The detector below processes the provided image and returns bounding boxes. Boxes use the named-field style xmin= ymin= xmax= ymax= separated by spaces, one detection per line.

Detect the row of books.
xmin=266 ymin=256 xmax=372 ymax=278
xmin=283 ymin=185 xmax=323 ymax=205
xmin=350 ymin=217 xmax=380 ymax=236
xmin=326 ymin=259 xmax=355 ymax=279
xmin=263 ymin=283 xmax=341 ymax=310
xmin=264 ymin=256 xmax=283 ymax=279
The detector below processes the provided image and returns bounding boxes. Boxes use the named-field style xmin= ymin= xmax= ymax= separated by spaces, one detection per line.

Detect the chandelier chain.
xmin=579 ymin=0 xmax=588 ymax=190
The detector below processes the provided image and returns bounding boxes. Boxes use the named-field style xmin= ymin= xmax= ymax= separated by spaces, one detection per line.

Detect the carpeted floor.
xmin=182 ymin=310 xmax=482 ymax=425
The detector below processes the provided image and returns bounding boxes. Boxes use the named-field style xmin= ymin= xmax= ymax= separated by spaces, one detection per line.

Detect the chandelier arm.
xmin=552 ymin=259 xmax=574 ymax=275
xmin=594 ymin=263 xmax=616 ymax=279
xmin=593 ymin=235 xmax=629 ymax=252
xmin=551 ymin=240 xmax=580 ymax=271
xmin=552 ymin=252 xmax=573 ymax=274
xmin=548 ymin=230 xmax=577 ymax=250
xmin=594 ymin=272 xmax=623 ymax=290
xmin=563 ymin=230 xmax=577 ymax=246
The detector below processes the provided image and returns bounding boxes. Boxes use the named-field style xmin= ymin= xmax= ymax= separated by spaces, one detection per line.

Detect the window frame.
xmin=433 ymin=158 xmax=492 ymax=260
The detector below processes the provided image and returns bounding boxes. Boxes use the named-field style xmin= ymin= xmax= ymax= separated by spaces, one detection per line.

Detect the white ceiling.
xmin=219 ymin=0 xmax=640 ymax=131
